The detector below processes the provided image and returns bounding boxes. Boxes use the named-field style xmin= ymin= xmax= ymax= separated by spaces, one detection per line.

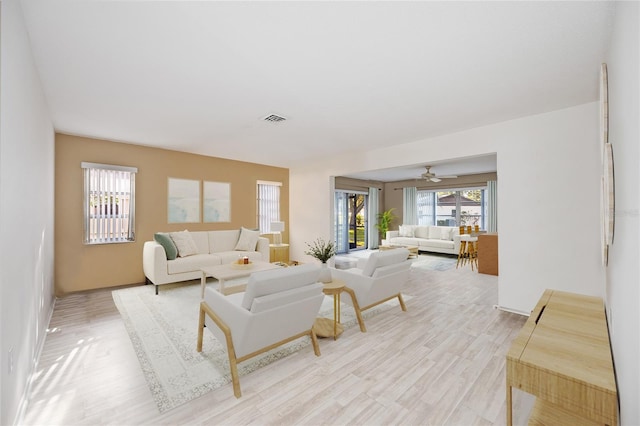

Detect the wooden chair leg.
xmin=473 ymin=242 xmax=479 ymax=271
xmin=198 ymin=302 xmax=242 ymax=398
xmin=456 ymin=241 xmax=467 ymax=268
xmin=228 ymin=350 xmax=241 ymax=398
xmin=398 ymin=293 xmax=407 ymax=312
xmin=468 ymin=242 xmax=478 ymax=271
xmin=344 ymin=287 xmax=366 ymax=332
xmin=197 ymin=304 xmax=206 ymax=352
xmin=310 ymin=330 xmax=321 ymax=356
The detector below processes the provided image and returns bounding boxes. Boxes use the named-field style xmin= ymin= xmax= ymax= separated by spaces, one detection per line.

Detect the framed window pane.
xmin=257 ymin=181 xmax=281 ymax=233
xmin=82 ymin=162 xmax=137 ymax=244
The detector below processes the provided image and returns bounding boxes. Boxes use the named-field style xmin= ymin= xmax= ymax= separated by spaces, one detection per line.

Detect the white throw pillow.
xmin=170 ymin=230 xmax=198 ymax=257
xmin=234 ymin=227 xmax=260 ymax=251
xmin=398 ymin=225 xmax=414 ymax=237
xmin=440 ymin=227 xmax=453 ymax=240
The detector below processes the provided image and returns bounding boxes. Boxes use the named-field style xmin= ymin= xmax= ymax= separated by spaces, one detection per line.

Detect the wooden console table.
xmin=506 ymin=289 xmax=617 ymax=425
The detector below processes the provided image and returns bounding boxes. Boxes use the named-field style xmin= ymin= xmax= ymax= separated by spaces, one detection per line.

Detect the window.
xmin=334 ymin=191 xmax=367 ymax=253
xmin=257 ymin=181 xmax=281 ymax=233
xmin=417 ymin=188 xmax=487 ymax=229
xmin=416 ymin=191 xmax=436 ymax=226
xmin=82 ymin=162 xmax=137 ymax=244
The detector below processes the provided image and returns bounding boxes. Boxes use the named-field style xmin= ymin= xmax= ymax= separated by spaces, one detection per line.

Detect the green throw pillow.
xmin=154 ymin=233 xmax=178 ymax=260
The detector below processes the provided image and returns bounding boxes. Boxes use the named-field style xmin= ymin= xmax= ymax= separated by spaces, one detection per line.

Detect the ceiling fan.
xmin=420 ymin=166 xmax=458 ymax=183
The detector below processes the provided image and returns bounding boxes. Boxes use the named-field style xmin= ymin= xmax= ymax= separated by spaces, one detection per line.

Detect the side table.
xmin=269 ymin=243 xmax=289 ymax=263
xmin=313 ymin=279 xmax=346 ymax=340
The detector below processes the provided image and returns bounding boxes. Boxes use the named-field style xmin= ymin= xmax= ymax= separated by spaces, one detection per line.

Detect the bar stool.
xmin=467 ymin=235 xmax=478 ymax=271
xmin=456 ymin=225 xmax=467 ymax=268
xmin=470 ymin=225 xmax=480 ymax=270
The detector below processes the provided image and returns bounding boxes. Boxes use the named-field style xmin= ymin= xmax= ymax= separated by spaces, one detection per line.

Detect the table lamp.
xmin=270 ymin=221 xmax=285 ymax=245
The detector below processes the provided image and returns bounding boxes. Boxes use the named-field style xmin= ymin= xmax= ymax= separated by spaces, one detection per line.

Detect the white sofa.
xmin=385 ymin=225 xmax=461 ymax=255
xmin=143 ymin=229 xmax=270 ymax=293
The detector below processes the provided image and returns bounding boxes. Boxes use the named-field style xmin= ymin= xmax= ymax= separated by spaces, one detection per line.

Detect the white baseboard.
xmin=13 ymin=296 xmax=57 ymax=426
xmin=494 ymin=304 xmax=530 ymax=317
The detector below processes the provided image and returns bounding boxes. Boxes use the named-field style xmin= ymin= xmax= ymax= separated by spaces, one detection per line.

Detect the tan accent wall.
xmin=55 ymin=133 xmax=289 ymax=295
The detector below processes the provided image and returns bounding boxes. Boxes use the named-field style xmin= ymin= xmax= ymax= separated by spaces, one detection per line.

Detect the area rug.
xmin=112 ymin=282 xmax=404 ymax=412
xmin=410 ymin=254 xmax=458 ymax=271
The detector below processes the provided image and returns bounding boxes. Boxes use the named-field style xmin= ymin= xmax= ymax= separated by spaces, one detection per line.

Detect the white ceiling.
xmin=21 ymin=1 xmax=614 ymax=177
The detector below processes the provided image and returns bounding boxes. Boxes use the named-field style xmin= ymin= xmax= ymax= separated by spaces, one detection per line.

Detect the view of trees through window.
xmin=334 ymin=191 xmax=367 ymax=253
xmin=417 ymin=188 xmax=486 ymax=228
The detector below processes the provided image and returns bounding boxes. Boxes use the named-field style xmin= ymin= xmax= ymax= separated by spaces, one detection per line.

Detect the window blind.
xmin=82 ymin=162 xmax=137 ymax=244
xmin=257 ymin=181 xmax=281 ymax=234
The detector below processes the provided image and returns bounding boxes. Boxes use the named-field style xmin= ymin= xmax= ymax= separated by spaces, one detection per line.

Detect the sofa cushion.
xmin=235 ymin=227 xmax=260 ymax=251
xmin=170 ymin=230 xmax=198 ymax=257
xmin=440 ymin=227 xmax=453 ymax=240
xmin=398 ymin=225 xmax=415 ymax=237
xmin=418 ymin=239 xmax=454 ymax=250
xmin=189 ymin=231 xmax=210 ymax=254
xmin=414 ymin=226 xmax=429 ymax=239
xmin=250 ymin=282 xmax=323 ymax=313
xmin=428 ymin=226 xmax=441 ymax=239
xmin=167 ymin=253 xmax=222 ymax=274
xmin=208 ymin=230 xmax=240 ymax=253
xmin=388 ymin=237 xmax=418 ymax=246
xmin=362 ymin=249 xmax=409 ymax=277
xmin=154 ymin=233 xmax=178 ymax=260
xmin=241 ymin=264 xmax=320 ymax=310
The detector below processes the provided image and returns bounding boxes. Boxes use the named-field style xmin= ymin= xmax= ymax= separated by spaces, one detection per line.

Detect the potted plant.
xmin=375 ymin=208 xmax=397 ymax=243
xmin=305 ymin=237 xmax=336 ymax=283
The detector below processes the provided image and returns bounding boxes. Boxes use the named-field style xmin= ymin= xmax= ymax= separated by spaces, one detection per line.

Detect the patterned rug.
xmin=112 ymin=281 xmax=403 ymax=412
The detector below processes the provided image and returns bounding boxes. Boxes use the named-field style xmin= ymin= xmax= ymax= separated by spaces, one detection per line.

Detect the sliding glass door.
xmin=334 ymin=191 xmax=367 ymax=254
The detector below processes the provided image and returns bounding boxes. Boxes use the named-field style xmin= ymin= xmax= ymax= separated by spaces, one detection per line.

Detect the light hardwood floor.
xmin=22 ymin=258 xmax=534 ymax=425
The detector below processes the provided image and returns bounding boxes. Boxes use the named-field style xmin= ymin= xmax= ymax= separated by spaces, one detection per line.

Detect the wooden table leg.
xmin=506 ymin=384 xmax=513 ymax=426
xmin=201 ymin=272 xmax=206 ymax=299
xmin=333 ymin=292 xmax=341 ymax=340
xmin=334 ymin=292 xmax=342 ymax=340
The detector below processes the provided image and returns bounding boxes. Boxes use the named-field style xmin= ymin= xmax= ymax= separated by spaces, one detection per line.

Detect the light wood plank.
xmin=23 ymin=257 xmax=533 ymax=425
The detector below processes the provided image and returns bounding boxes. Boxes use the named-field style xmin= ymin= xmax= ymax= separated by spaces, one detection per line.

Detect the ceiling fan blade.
xmin=439 ymin=175 xmax=458 ymax=179
xmin=430 ymin=177 xmax=442 ymax=183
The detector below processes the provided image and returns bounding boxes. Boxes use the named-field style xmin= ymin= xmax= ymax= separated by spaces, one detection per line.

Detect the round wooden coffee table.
xmin=313 ymin=279 xmax=346 ymax=340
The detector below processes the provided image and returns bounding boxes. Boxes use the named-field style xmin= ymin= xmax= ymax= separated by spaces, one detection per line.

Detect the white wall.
xmin=605 ymin=2 xmax=639 ymax=425
xmin=0 ymin=1 xmax=56 ymax=424
xmin=292 ymin=102 xmax=604 ymax=313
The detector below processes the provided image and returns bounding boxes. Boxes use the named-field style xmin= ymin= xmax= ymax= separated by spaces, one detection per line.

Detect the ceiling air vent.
xmin=263 ymin=114 xmax=287 ymax=123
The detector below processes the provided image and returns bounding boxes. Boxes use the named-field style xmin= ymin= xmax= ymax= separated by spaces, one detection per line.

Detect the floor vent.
xmin=263 ymin=114 xmax=287 ymax=123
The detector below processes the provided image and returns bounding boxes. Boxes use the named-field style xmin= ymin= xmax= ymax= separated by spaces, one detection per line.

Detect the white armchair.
xmin=196 ymin=264 xmax=324 ymax=398
xmin=331 ymin=248 xmax=412 ymax=332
